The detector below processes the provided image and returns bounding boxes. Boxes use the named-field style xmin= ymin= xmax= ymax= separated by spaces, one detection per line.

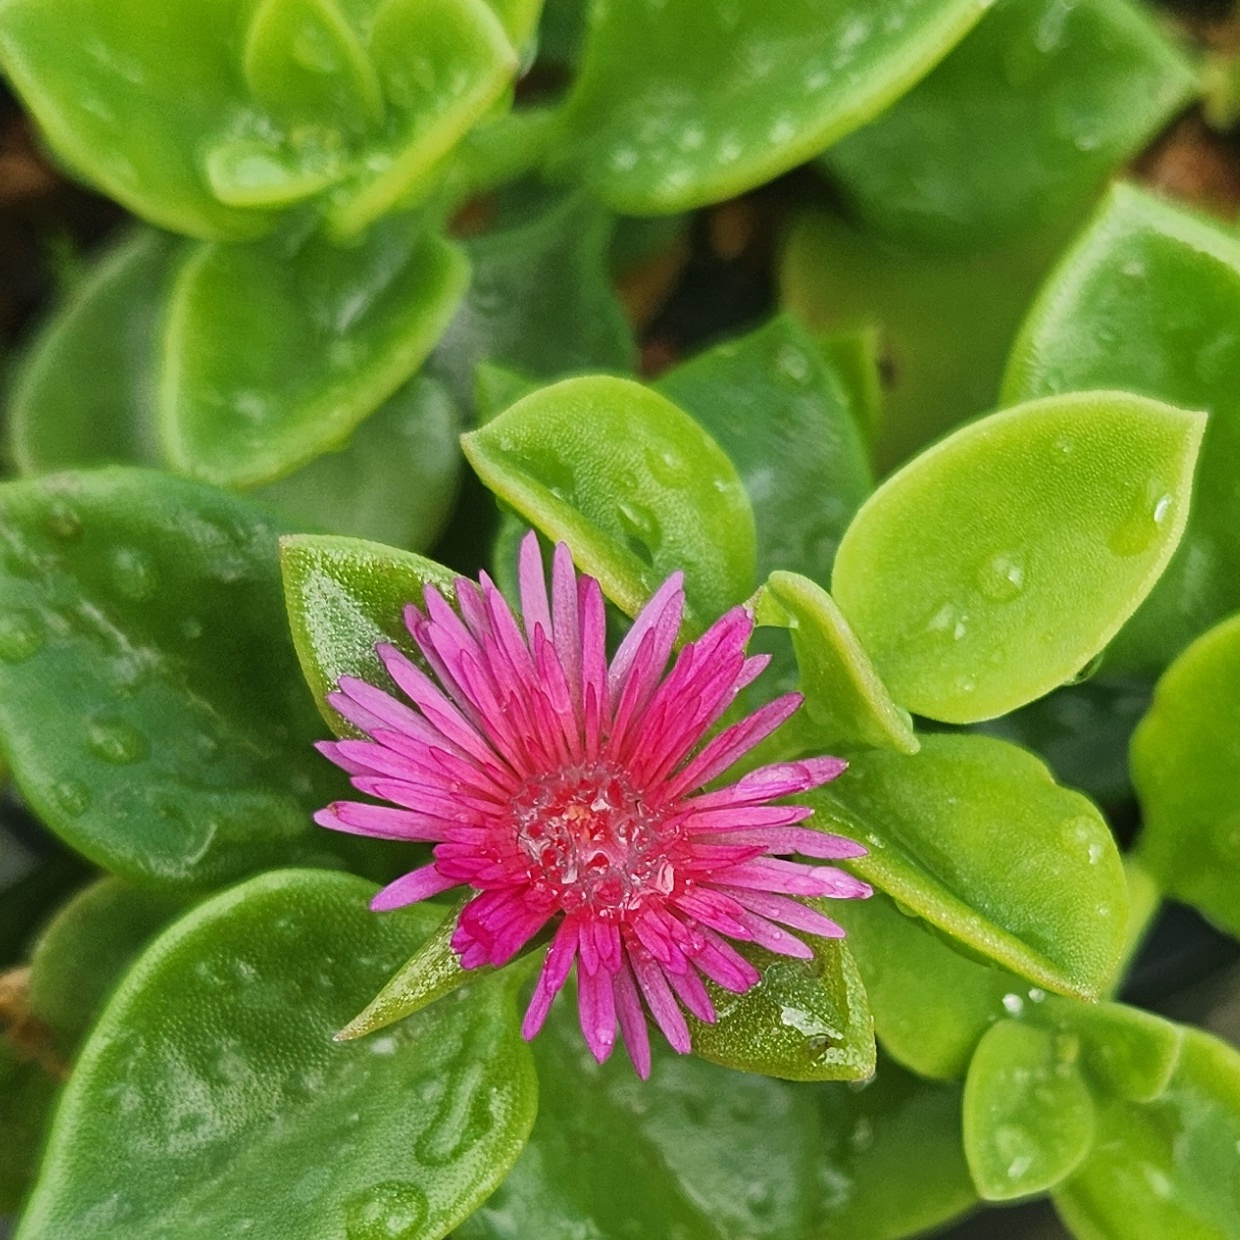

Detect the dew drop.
xmin=1002 ymin=993 xmax=1025 ymax=1016
xmin=110 ymin=546 xmax=159 ymax=602
xmin=992 ymin=1123 xmax=1037 ymax=1183
xmin=975 ymin=552 xmax=1026 ymax=604
xmin=0 ymin=608 xmax=46 ymax=663
xmin=415 ymin=1053 xmax=493 ymax=1166
xmin=344 ymin=1181 xmax=429 ymax=1240
xmin=1109 ymin=480 xmax=1173 ymax=557
xmin=46 ymin=501 xmax=82 ymax=542
xmin=645 ymin=447 xmax=688 ymax=487
xmin=86 ymin=715 xmax=150 ymax=765
xmin=1061 ymin=815 xmax=1108 ymax=865
xmin=775 ymin=343 xmax=811 ymax=383
xmin=50 ymin=778 xmax=92 ymax=818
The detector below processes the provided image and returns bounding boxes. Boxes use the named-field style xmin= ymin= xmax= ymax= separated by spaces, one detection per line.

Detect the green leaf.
xmin=1054 ymin=1029 xmax=1240 ymax=1240
xmin=461 ymin=375 xmax=757 ymax=630
xmin=335 ymin=896 xmax=485 ymax=1042
xmin=654 ymin=314 xmax=873 ymax=586
xmin=551 ymin=0 xmax=992 ymax=213
xmin=0 ymin=469 xmax=343 ymax=888
xmin=0 ymin=1037 xmax=58 ymax=1214
xmin=1004 ymin=184 xmax=1240 ymax=673
xmin=8 ymin=228 xmax=177 ymax=475
xmin=1132 ymin=613 xmax=1240 ymax=939
xmin=688 ymin=937 xmax=875 ymax=1083
xmin=15 ymin=869 xmax=537 ymax=1240
xmin=780 ymin=209 xmax=1075 ymax=472
xmin=161 ymin=216 xmax=468 ymax=489
xmin=279 ymin=532 xmax=457 ymax=735
xmin=322 ymin=0 xmax=517 ymax=237
xmin=819 ymin=326 xmax=885 ymax=451
xmin=0 ymin=0 xmax=274 ymax=239
xmin=821 ymin=0 xmax=1197 ymax=253
xmin=753 ymin=570 xmax=919 ymax=756
xmin=964 ymin=1019 xmax=1096 ymax=1201
xmin=808 ymin=733 xmax=1129 ymax=999
xmin=832 ymin=391 xmax=1205 ymax=724
xmin=25 ymin=877 xmax=191 ymax=1055
xmin=430 ymin=193 xmax=636 ymax=410
xmin=254 ymin=374 xmax=462 ymax=551
xmin=461 ymin=996 xmax=974 ymax=1240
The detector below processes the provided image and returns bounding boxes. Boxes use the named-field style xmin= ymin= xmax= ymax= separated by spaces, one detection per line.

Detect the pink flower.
xmin=315 ymin=534 xmax=869 ymax=1077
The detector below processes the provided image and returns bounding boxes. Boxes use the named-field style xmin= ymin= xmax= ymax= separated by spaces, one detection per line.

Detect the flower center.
xmin=511 ymin=761 xmax=676 ymax=916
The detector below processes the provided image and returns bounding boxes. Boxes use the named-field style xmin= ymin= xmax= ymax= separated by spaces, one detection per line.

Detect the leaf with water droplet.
xmin=0 ymin=469 xmax=358 ymax=887
xmin=1053 ymin=1029 xmax=1240 ymax=1238
xmin=280 ymin=533 xmax=457 ymax=736
xmin=15 ymin=869 xmax=537 ymax=1240
xmin=807 ymin=733 xmax=1129 ymax=1000
xmin=1132 ymin=613 xmax=1240 ymax=940
xmin=462 ymin=375 xmax=756 ymax=631
xmin=1005 ymin=184 xmax=1240 ymax=674
xmin=821 ymin=0 xmax=1195 ymax=253
xmin=832 ymin=391 xmax=1204 ymax=723
xmin=162 ymin=215 xmax=467 ymax=489
xmin=550 ymin=0 xmax=992 ymax=213
xmin=964 ymin=1019 xmax=1095 ymax=1200
xmin=753 ymin=570 xmax=918 ymax=756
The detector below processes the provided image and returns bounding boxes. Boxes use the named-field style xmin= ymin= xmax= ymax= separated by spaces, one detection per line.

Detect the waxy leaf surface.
xmin=832 ymin=392 xmax=1204 ymax=723
xmin=1004 ymin=184 xmax=1240 ymax=673
xmin=0 ymin=469 xmax=341 ymax=887
xmin=822 ymin=0 xmax=1196 ymax=252
xmin=462 ymin=376 xmax=756 ymax=630
xmin=161 ymin=217 xmax=467 ymax=488
xmin=552 ymin=0 xmax=991 ymax=213
xmin=655 ymin=315 xmax=872 ymax=587
xmin=16 ymin=869 xmax=537 ymax=1240
xmin=1132 ymin=614 xmax=1240 ymax=939
xmin=809 ymin=733 xmax=1129 ymax=999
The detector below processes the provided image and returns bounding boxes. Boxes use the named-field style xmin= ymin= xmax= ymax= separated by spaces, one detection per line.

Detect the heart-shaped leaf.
xmin=832 ymin=391 xmax=1205 ymax=723
xmin=654 ymin=314 xmax=873 ymax=586
xmin=0 ymin=469 xmax=344 ymax=888
xmin=161 ymin=216 xmax=468 ymax=489
xmin=1132 ymin=614 xmax=1240 ymax=939
xmin=280 ymin=532 xmax=457 ymax=735
xmin=460 ymin=999 xmax=975 ymax=1240
xmin=551 ymin=0 xmax=992 ymax=213
xmin=1053 ymin=1029 xmax=1240 ymax=1240
xmin=688 ymin=938 xmax=875 ymax=1083
xmin=1004 ymin=184 xmax=1240 ymax=674
xmin=821 ymin=0 xmax=1196 ymax=253
xmin=964 ymin=1019 xmax=1096 ymax=1201
xmin=462 ymin=375 xmax=756 ymax=630
xmin=8 ymin=228 xmax=177 ymax=475
xmin=808 ymin=733 xmax=1129 ymax=999
xmin=753 ymin=571 xmax=919 ymax=756
xmin=15 ymin=869 xmax=537 ymax=1240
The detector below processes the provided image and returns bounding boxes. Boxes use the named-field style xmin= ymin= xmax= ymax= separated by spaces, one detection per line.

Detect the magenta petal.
xmin=577 ymin=961 xmax=617 ymax=1064
xmin=370 ymin=864 xmax=457 ymax=911
xmin=522 ymin=918 xmax=580 ymax=1040
xmin=614 ymin=955 xmax=652 ymax=1079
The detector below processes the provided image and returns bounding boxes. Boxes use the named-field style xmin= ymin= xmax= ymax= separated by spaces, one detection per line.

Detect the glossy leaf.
xmin=1054 ymin=1029 xmax=1240 ymax=1240
xmin=754 ymin=571 xmax=919 ymax=756
xmin=781 ymin=209 xmax=1074 ymax=472
xmin=460 ymin=1000 xmax=974 ymax=1240
xmin=8 ymin=228 xmax=178 ymax=475
xmin=551 ymin=0 xmax=992 ymax=214
xmin=964 ymin=1019 xmax=1096 ymax=1200
xmin=822 ymin=0 xmax=1196 ymax=253
xmin=832 ymin=392 xmax=1205 ymax=723
xmin=462 ymin=376 xmax=757 ymax=629
xmin=689 ymin=938 xmax=875 ymax=1083
xmin=279 ymin=532 xmax=457 ymax=735
xmin=25 ymin=878 xmax=190 ymax=1055
xmin=0 ymin=0 xmax=273 ymax=239
xmin=336 ymin=896 xmax=485 ymax=1042
xmin=654 ymin=314 xmax=873 ymax=586
xmin=1004 ymin=184 xmax=1240 ymax=673
xmin=15 ymin=869 xmax=537 ymax=1240
xmin=0 ymin=469 xmax=342 ymax=888
xmin=254 ymin=375 xmax=462 ymax=551
xmin=0 ymin=1038 xmax=58 ymax=1214
xmin=161 ymin=217 xmax=468 ymax=489
xmin=430 ymin=193 xmax=636 ymax=410
xmin=808 ymin=733 xmax=1129 ymax=999
xmin=1132 ymin=614 xmax=1240 ymax=939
